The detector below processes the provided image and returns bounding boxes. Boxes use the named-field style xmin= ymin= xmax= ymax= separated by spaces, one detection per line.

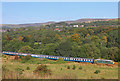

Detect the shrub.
xmin=72 ymin=65 xmax=76 ymax=70
xmin=61 ymin=68 xmax=62 ymax=70
xmin=64 ymin=65 xmax=66 ymax=67
xmin=79 ymin=66 xmax=82 ymax=70
xmin=33 ymin=64 xmax=52 ymax=76
xmin=20 ymin=55 xmax=32 ymax=63
xmin=67 ymin=66 xmax=70 ymax=69
xmin=57 ymin=58 xmax=66 ymax=64
xmin=14 ymin=55 xmax=19 ymax=60
xmin=15 ymin=68 xmax=24 ymax=75
xmin=2 ymin=65 xmax=9 ymax=72
xmin=94 ymin=70 xmax=100 ymax=74
xmin=25 ymin=55 xmax=32 ymax=60
xmin=26 ymin=66 xmax=30 ymax=70
xmin=2 ymin=55 xmax=6 ymax=58
xmin=43 ymin=58 xmax=48 ymax=61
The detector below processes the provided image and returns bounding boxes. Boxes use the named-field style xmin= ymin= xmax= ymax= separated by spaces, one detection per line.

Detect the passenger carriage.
xmin=69 ymin=57 xmax=94 ymax=63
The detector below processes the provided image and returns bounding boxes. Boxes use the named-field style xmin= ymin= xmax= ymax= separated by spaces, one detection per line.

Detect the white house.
xmin=73 ymin=25 xmax=79 ymax=27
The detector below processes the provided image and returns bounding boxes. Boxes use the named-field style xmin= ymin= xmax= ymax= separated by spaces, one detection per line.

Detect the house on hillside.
xmin=73 ymin=25 xmax=79 ymax=27
xmin=79 ymin=25 xmax=84 ymax=27
xmin=54 ymin=28 xmax=62 ymax=31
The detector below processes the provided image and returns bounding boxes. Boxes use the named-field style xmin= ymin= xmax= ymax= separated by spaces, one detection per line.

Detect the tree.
xmin=18 ymin=46 xmax=34 ymax=53
xmin=81 ymin=42 xmax=101 ymax=59
xmin=102 ymin=36 xmax=107 ymax=43
xmin=42 ymin=43 xmax=57 ymax=55
xmin=71 ymin=33 xmax=81 ymax=43
xmin=108 ymin=47 xmax=118 ymax=61
xmin=54 ymin=41 xmax=74 ymax=57
xmin=88 ymin=29 xmax=94 ymax=35
xmin=18 ymin=36 xmax=23 ymax=41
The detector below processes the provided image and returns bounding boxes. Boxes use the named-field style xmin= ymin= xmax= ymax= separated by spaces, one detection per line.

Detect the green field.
xmin=2 ymin=55 xmax=118 ymax=79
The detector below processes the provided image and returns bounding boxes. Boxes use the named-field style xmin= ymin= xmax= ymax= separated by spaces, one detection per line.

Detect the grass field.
xmin=2 ymin=55 xmax=118 ymax=79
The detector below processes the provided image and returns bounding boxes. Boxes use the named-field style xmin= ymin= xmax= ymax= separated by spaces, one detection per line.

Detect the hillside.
xmin=1 ymin=18 xmax=117 ymax=28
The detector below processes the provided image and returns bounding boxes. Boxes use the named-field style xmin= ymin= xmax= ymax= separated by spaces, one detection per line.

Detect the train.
xmin=2 ymin=51 xmax=115 ymax=64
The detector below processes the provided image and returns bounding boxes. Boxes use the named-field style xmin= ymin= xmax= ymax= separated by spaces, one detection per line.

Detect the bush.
xmin=26 ymin=66 xmax=30 ymax=70
xmin=2 ymin=65 xmax=9 ymax=72
xmin=72 ymin=65 xmax=76 ymax=70
xmin=67 ymin=66 xmax=70 ymax=69
xmin=20 ymin=55 xmax=32 ymax=63
xmin=94 ymin=70 xmax=100 ymax=74
xmin=25 ymin=55 xmax=32 ymax=60
xmin=14 ymin=55 xmax=19 ymax=60
xmin=57 ymin=58 xmax=66 ymax=64
xmin=79 ymin=66 xmax=82 ymax=70
xmin=64 ymin=65 xmax=66 ymax=67
xmin=33 ymin=64 xmax=52 ymax=76
xmin=15 ymin=68 xmax=24 ymax=75
xmin=2 ymin=55 xmax=6 ymax=58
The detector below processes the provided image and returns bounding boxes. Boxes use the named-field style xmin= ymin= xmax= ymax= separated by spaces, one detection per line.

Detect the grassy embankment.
xmin=2 ymin=55 xmax=118 ymax=79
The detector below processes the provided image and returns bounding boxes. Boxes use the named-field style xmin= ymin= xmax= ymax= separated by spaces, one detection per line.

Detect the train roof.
xmin=96 ymin=59 xmax=112 ymax=61
xmin=70 ymin=57 xmax=93 ymax=60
